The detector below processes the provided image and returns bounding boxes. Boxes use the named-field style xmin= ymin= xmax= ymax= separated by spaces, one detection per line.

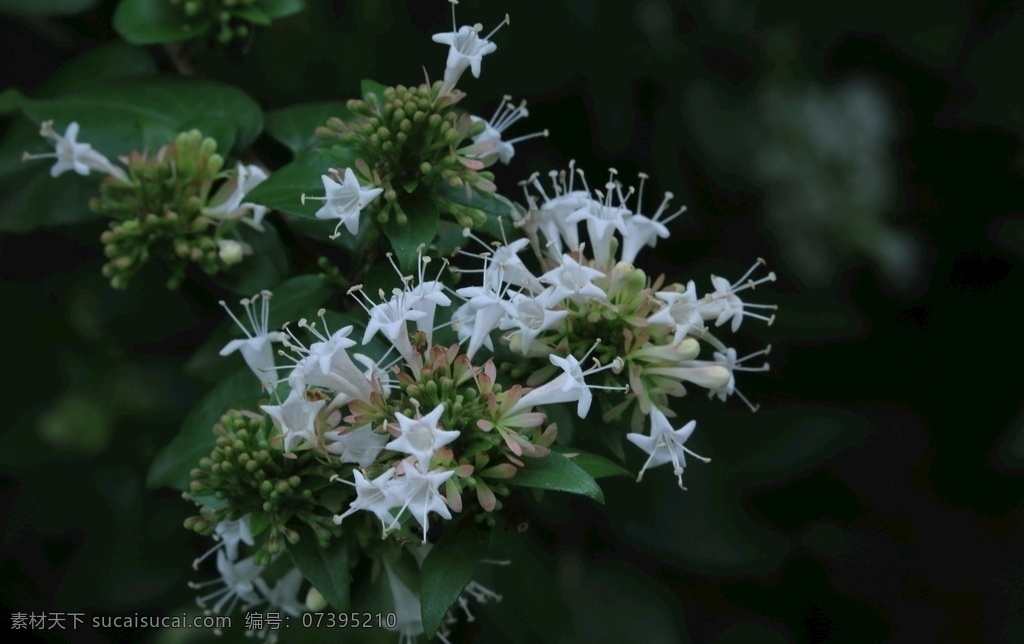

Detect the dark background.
xmin=2 ymin=0 xmax=1021 ymax=641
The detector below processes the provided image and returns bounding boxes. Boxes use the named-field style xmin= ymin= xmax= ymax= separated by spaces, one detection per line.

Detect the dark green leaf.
xmin=234 ymin=6 xmax=272 ymax=25
xmin=113 ymin=0 xmax=208 ymax=45
xmin=248 ymin=511 xmax=272 ymax=537
xmin=0 ymin=171 xmax=99 ymax=232
xmin=146 ymin=370 xmax=261 ymax=491
xmin=265 ymin=101 xmax=350 ymax=155
xmin=559 ymin=449 xmax=633 ymax=479
xmin=20 ymin=78 xmax=263 ymax=159
xmin=733 ymin=406 xmax=870 ymax=482
xmin=264 ymin=0 xmax=306 ymax=19
xmin=264 ymin=274 xmax=334 ymax=326
xmin=289 ymin=527 xmax=350 ymax=610
xmin=511 ymin=451 xmax=605 ymax=503
xmin=360 ymin=79 xmax=388 ymax=104
xmin=0 ymin=88 xmax=22 ymax=116
xmin=38 ymin=42 xmax=158 ymax=98
xmin=436 ymin=182 xmax=520 ymax=240
xmin=246 ymin=146 xmax=357 ymax=219
xmin=419 ymin=523 xmax=492 ymax=637
xmin=382 ymin=199 xmax=439 ymax=272
xmin=0 ymin=0 xmax=97 ymax=16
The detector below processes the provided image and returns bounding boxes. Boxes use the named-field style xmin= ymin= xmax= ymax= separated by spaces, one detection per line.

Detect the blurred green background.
xmin=2 ymin=0 xmax=1021 ymax=642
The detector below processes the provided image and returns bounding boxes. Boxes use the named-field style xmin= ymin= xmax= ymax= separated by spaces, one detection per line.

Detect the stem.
xmin=163 ymin=42 xmax=200 ymax=78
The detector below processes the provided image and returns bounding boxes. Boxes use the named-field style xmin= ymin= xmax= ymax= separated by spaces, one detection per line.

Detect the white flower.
xmin=509 ymin=344 xmax=624 ymax=418
xmin=704 ymin=346 xmax=771 ymax=411
xmin=389 ymin=466 xmax=455 ymax=542
xmin=189 ymin=551 xmax=264 ymax=617
xmin=469 ymin=96 xmax=548 ymax=164
xmin=260 ymin=387 xmax=326 ymax=452
xmin=204 ymin=163 xmax=270 ymax=231
xmin=302 ymin=168 xmax=383 ymax=239
xmin=254 ymin=568 xmax=306 ymax=618
xmin=219 ymin=291 xmax=284 ymax=394
xmin=698 ymin=259 xmax=778 ymax=332
xmin=382 ymin=558 xmax=425 ymax=644
xmin=334 ymin=468 xmax=402 ymax=536
xmin=350 ymin=284 xmax=427 ymax=365
xmin=626 ymin=407 xmax=710 ymax=489
xmin=499 ymin=287 xmax=568 ymax=354
xmin=404 ymin=253 xmax=452 ymax=346
xmin=618 ymin=173 xmax=685 ymax=264
xmin=325 ymin=423 xmax=389 ymax=467
xmin=454 ymin=279 xmax=509 ymax=359
xmin=647 ymin=281 xmax=705 ymax=344
xmin=432 ymin=2 xmax=509 ymax=95
xmin=284 ymin=318 xmax=375 ymax=406
xmin=23 ymin=120 xmax=128 ymax=182
xmin=452 ymin=300 xmax=494 ymax=356
xmin=565 ymin=169 xmax=632 ymax=268
xmin=192 ymin=515 xmax=256 ymax=569
xmin=522 ymin=161 xmax=590 ymax=256
xmin=539 ymin=254 xmax=608 ymax=304
xmin=386 ymin=404 xmax=460 ymax=472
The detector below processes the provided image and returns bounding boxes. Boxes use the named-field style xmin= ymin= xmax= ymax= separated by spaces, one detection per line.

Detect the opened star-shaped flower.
xmin=306 ymin=168 xmax=383 ymax=238
xmin=626 ymin=407 xmax=710 ymax=489
xmin=219 ymin=291 xmax=284 ymax=394
xmin=24 ymin=121 xmax=129 ymax=182
xmin=539 ymin=254 xmax=608 ymax=304
xmin=389 ymin=465 xmax=455 ymax=542
xmin=647 ymin=281 xmax=705 ymax=344
xmin=431 ymin=3 xmax=508 ymax=95
xmin=387 ymin=404 xmax=459 ymax=471
xmin=325 ymin=423 xmax=388 ymax=467
xmin=203 ymin=163 xmax=270 ymax=230
xmin=334 ymin=468 xmax=402 ymax=535
xmin=260 ymin=388 xmax=326 ymax=452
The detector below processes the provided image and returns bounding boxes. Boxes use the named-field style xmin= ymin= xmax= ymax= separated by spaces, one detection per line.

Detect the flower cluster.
xmin=314 ymin=81 xmax=497 ymax=231
xmin=113 ymin=1 xmax=776 ymax=636
xmin=25 ymin=126 xmax=268 ymax=289
xmin=431 ymin=164 xmax=777 ymax=487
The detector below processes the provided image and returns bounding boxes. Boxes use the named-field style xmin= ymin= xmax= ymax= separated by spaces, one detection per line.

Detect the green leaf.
xmin=0 ymin=172 xmax=99 ymax=232
xmin=0 ymin=88 xmax=22 ymax=116
xmin=264 ymin=274 xmax=334 ymax=326
xmin=560 ymin=449 xmax=633 ymax=479
xmin=113 ymin=0 xmax=209 ymax=45
xmin=382 ymin=199 xmax=439 ymax=272
xmin=20 ymin=78 xmax=263 ymax=159
xmin=248 ymin=511 xmax=272 ymax=537
xmin=246 ymin=147 xmax=356 ymax=219
xmin=0 ymin=0 xmax=97 ymax=16
xmin=234 ymin=6 xmax=272 ymax=25
xmin=38 ymin=42 xmax=158 ymax=98
xmin=289 ymin=527 xmax=350 ymax=611
xmin=265 ymin=101 xmax=350 ymax=155
xmin=360 ymin=79 xmax=388 ymax=104
xmin=146 ymin=370 xmax=261 ymax=491
xmin=264 ymin=0 xmax=306 ymax=19
xmin=419 ymin=523 xmax=492 ymax=637
xmin=511 ymin=451 xmax=605 ymax=503
xmin=436 ymin=182 xmax=520 ymax=239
